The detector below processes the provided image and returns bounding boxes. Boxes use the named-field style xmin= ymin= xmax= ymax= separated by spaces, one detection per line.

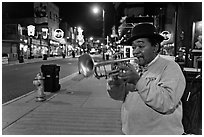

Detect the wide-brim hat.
xmin=126 ymin=23 xmax=164 ymax=44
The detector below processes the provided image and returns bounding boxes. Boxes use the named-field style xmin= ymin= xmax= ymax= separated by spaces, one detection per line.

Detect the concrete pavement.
xmin=2 ymin=55 xmax=123 ymax=135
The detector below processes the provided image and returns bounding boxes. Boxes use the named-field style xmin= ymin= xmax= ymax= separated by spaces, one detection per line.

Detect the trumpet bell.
xmin=78 ymin=53 xmax=94 ymax=77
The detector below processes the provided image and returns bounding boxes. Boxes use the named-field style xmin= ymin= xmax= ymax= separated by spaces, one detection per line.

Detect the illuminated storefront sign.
xmin=32 ymin=39 xmax=47 ymax=46
xmin=54 ymin=29 xmax=64 ymax=39
xmin=27 ymin=25 xmax=35 ymax=36
xmin=77 ymin=27 xmax=84 ymax=46
xmin=50 ymin=40 xmax=60 ymax=45
xmin=41 ymin=28 xmax=48 ymax=39
xmin=160 ymin=31 xmax=171 ymax=41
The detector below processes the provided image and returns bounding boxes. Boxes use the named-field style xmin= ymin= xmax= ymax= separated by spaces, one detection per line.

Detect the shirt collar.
xmin=138 ymin=54 xmax=160 ymax=72
xmin=146 ymin=54 xmax=160 ymax=68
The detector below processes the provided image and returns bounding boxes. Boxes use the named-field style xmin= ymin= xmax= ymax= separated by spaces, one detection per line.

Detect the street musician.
xmin=107 ymin=23 xmax=186 ymax=135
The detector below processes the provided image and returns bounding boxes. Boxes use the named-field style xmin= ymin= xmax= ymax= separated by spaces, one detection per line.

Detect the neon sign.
xmin=54 ymin=29 xmax=64 ymax=39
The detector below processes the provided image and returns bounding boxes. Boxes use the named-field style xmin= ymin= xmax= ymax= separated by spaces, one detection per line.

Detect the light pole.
xmin=102 ymin=9 xmax=105 ymax=44
xmin=92 ymin=6 xmax=105 ymax=60
xmin=102 ymin=9 xmax=106 ymax=60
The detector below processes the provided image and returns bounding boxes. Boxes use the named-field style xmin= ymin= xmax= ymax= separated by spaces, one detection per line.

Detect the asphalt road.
xmin=2 ymin=57 xmax=79 ymax=104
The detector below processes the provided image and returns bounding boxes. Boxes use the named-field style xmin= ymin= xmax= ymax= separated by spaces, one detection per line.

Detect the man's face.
xmin=132 ymin=38 xmax=157 ymax=66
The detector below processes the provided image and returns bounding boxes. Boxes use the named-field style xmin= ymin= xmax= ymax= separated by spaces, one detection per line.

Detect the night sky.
xmin=54 ymin=2 xmax=116 ymax=38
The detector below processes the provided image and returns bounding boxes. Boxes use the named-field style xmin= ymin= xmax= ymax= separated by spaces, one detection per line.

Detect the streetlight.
xmin=89 ymin=37 xmax=93 ymax=41
xmin=92 ymin=6 xmax=105 ymax=60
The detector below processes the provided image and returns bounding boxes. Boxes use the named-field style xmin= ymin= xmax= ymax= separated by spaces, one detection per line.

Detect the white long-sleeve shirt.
xmin=108 ymin=55 xmax=186 ymax=135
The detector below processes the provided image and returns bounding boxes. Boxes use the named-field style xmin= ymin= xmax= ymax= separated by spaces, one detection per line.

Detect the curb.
xmin=2 ymin=72 xmax=81 ymax=106
xmin=2 ymin=90 xmax=36 ymax=106
xmin=3 ymin=56 xmax=64 ymax=66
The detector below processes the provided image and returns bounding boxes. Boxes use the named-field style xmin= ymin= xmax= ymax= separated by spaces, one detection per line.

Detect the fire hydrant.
xmin=33 ymin=72 xmax=46 ymax=102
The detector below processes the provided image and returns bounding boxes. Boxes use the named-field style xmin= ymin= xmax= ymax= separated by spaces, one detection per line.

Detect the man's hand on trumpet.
xmin=117 ymin=63 xmax=140 ymax=85
xmin=106 ymin=63 xmax=140 ymax=101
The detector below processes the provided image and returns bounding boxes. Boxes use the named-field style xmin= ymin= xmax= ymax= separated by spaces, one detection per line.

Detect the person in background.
xmin=195 ymin=35 xmax=202 ymax=49
xmin=42 ymin=47 xmax=48 ymax=60
xmin=107 ymin=23 xmax=186 ymax=135
xmin=72 ymin=49 xmax=75 ymax=58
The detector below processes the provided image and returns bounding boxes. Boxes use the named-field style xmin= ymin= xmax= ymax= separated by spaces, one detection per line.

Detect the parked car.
xmin=2 ymin=53 xmax=9 ymax=64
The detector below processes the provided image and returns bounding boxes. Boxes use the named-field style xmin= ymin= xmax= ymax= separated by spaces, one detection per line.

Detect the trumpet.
xmin=78 ymin=53 xmax=138 ymax=79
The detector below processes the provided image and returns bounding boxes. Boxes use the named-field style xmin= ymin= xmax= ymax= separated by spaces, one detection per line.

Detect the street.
xmin=2 ymin=57 xmax=79 ymax=104
xmin=2 ymin=61 xmax=123 ymax=135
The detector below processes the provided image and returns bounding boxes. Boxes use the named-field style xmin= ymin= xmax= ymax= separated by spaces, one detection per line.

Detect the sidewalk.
xmin=2 ymin=55 xmax=123 ymax=135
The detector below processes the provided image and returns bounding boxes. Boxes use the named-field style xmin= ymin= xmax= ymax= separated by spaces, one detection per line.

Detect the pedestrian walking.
xmin=42 ymin=47 xmax=48 ymax=60
xmin=107 ymin=23 xmax=186 ymax=135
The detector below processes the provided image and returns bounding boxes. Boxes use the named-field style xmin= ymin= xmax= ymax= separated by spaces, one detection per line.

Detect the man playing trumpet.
xmin=107 ymin=23 xmax=186 ymax=135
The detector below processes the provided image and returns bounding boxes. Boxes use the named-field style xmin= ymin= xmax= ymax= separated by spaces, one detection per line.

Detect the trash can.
xmin=19 ymin=55 xmax=24 ymax=63
xmin=41 ymin=64 xmax=61 ymax=92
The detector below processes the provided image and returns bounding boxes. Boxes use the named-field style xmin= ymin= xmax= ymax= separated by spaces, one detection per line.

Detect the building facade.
xmin=114 ymin=2 xmax=202 ymax=68
xmin=2 ymin=2 xmax=68 ymax=62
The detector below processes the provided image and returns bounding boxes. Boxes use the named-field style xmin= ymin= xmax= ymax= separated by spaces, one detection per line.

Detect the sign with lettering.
xmin=160 ymin=31 xmax=171 ymax=41
xmin=54 ymin=29 xmax=64 ymax=39
xmin=27 ymin=25 xmax=35 ymax=36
